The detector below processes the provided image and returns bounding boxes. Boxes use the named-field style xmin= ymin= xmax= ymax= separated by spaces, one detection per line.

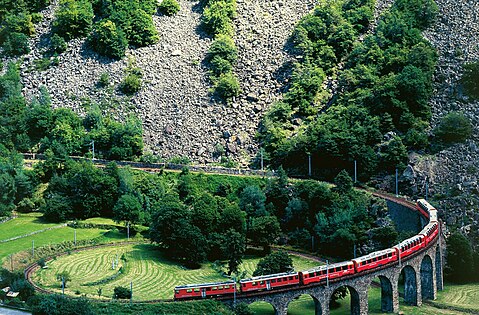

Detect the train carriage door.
xmin=266 ymin=280 xmax=271 ymax=290
xmin=201 ymin=288 xmax=206 ymax=298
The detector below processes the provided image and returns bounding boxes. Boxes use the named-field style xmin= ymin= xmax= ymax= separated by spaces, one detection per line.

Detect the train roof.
xmin=301 ymin=260 xmax=353 ymax=274
xmin=396 ymin=234 xmax=424 ymax=247
xmin=419 ymin=222 xmax=438 ymax=234
xmin=417 ymin=199 xmax=436 ymax=211
xmin=239 ymin=271 xmax=298 ymax=283
xmin=352 ymin=248 xmax=396 ymax=263
xmin=174 ymin=280 xmax=235 ymax=290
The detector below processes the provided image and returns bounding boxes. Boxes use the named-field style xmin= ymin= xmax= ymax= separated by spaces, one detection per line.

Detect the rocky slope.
xmin=17 ymin=0 xmax=316 ymax=166
xmin=405 ymin=0 xmax=479 ymax=228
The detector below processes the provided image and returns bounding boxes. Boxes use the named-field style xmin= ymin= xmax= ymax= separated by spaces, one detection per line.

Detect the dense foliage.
xmin=258 ymin=0 xmax=438 ymax=180
xmin=52 ymin=0 xmax=94 ymax=40
xmin=158 ymin=0 xmax=180 ymax=16
xmin=29 ymin=294 xmax=94 ymax=315
xmin=445 ymin=231 xmax=479 ymax=283
xmin=253 ymin=250 xmax=293 ymax=276
xmin=201 ymin=0 xmax=240 ymax=101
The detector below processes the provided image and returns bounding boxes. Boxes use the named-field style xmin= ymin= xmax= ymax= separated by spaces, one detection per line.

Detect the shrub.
xmin=113 ymin=286 xmax=131 ymax=299
xmin=89 ymin=19 xmax=128 ymax=59
xmin=120 ymin=73 xmax=142 ymax=95
xmin=202 ymin=0 xmax=236 ymax=36
xmin=98 ymin=72 xmax=110 ymax=87
xmin=158 ymin=0 xmax=180 ymax=16
xmin=462 ymin=61 xmax=479 ymax=99
xmin=207 ymin=34 xmax=237 ymax=64
xmin=215 ymin=72 xmax=240 ymax=99
xmin=50 ymin=33 xmax=67 ymax=54
xmin=53 ymin=0 xmax=94 ymax=40
xmin=434 ymin=111 xmax=472 ymax=144
xmin=2 ymin=32 xmax=30 ymax=57
xmin=125 ymin=9 xmax=159 ymax=47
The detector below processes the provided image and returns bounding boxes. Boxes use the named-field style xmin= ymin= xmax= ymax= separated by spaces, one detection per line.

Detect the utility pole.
xmin=326 ymin=260 xmax=329 ymax=287
xmin=311 ymin=236 xmax=314 ymax=252
xmin=425 ymin=176 xmax=429 ymax=200
xmin=62 ymin=277 xmax=65 ymax=294
xmin=354 ymin=243 xmax=356 ymax=259
xmin=32 ymin=240 xmax=35 ymax=257
xmin=354 ymin=160 xmax=357 ymax=183
xmin=130 ymin=281 xmax=133 ymax=305
xmin=127 ymin=222 xmax=130 ymax=241
xmin=395 ymin=168 xmax=399 ymax=197
xmin=398 ymin=244 xmax=401 ymax=268
xmin=91 ymin=140 xmax=95 ymax=160
xmin=260 ymin=149 xmax=264 ymax=174
xmin=233 ymin=276 xmax=236 ymax=309
xmin=74 ymin=229 xmax=77 ymax=246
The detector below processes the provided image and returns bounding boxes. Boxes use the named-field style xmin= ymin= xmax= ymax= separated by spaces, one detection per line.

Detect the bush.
xmin=158 ymin=0 xmax=180 ymax=16
xmin=89 ymin=19 xmax=128 ymax=59
xmin=434 ymin=111 xmax=472 ymax=144
xmin=214 ymin=72 xmax=240 ymax=99
xmin=98 ymin=72 xmax=110 ymax=87
xmin=202 ymin=0 xmax=236 ymax=36
xmin=52 ymin=0 xmax=94 ymax=40
xmin=462 ymin=61 xmax=479 ymax=99
xmin=0 ymin=12 xmax=35 ymax=42
xmin=2 ymin=32 xmax=30 ymax=57
xmin=120 ymin=73 xmax=142 ymax=95
xmin=125 ymin=9 xmax=159 ymax=47
xmin=50 ymin=34 xmax=67 ymax=54
xmin=208 ymin=34 xmax=237 ymax=64
xmin=113 ymin=286 xmax=131 ymax=299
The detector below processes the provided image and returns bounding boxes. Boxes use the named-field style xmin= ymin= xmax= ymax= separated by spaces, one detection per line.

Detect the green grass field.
xmin=31 ymin=244 xmax=321 ymax=301
xmin=0 ymin=213 xmax=61 ymax=241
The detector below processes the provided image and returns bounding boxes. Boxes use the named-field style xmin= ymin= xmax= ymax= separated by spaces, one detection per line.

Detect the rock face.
xmin=405 ymin=0 xmax=479 ymax=226
xmin=15 ymin=0 xmax=316 ymax=166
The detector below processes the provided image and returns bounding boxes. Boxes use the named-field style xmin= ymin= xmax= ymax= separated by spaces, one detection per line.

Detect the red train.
xmin=174 ymin=199 xmax=439 ymax=300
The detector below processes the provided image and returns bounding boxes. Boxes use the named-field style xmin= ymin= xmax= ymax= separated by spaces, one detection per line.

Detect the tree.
xmin=52 ymin=0 xmax=94 ymax=40
xmin=56 ymin=271 xmax=71 ymax=288
xmin=253 ymin=250 xmax=293 ymax=276
xmin=445 ymin=231 xmax=473 ymax=283
xmin=113 ymin=286 xmax=131 ymax=299
xmin=221 ymin=228 xmax=246 ymax=275
xmin=462 ymin=62 xmax=479 ymax=99
xmin=29 ymin=294 xmax=94 ymax=315
xmin=434 ymin=112 xmax=472 ymax=144
xmin=113 ymin=194 xmax=144 ymax=226
xmin=249 ymin=216 xmax=281 ymax=253
xmin=89 ymin=19 xmax=127 ymax=59
xmin=239 ymin=185 xmax=267 ymax=217
xmin=333 ymin=170 xmax=353 ymax=193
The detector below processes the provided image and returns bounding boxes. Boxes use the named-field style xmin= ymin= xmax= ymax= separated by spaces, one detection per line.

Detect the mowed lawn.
xmin=32 ymin=244 xmax=322 ymax=301
xmin=0 ymin=213 xmax=61 ymax=241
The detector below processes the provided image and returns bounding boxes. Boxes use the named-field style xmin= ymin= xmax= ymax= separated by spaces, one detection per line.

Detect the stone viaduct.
xmin=222 ymin=196 xmax=445 ymax=315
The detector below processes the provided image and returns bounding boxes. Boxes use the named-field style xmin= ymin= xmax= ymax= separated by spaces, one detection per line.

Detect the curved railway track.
xmin=23 ymin=189 xmax=437 ymax=304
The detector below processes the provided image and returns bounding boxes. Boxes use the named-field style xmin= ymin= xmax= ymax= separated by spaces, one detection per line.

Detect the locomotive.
xmin=174 ymin=199 xmax=439 ymax=300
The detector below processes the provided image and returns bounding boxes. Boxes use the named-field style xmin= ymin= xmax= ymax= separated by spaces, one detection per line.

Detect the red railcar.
xmin=174 ymin=280 xmax=236 ymax=300
xmin=239 ymin=272 xmax=300 ymax=292
xmin=420 ymin=222 xmax=439 ymax=245
xmin=416 ymin=199 xmax=436 ymax=219
xmin=394 ymin=234 xmax=425 ymax=260
xmin=352 ymin=248 xmax=398 ymax=273
xmin=300 ymin=261 xmax=354 ymax=285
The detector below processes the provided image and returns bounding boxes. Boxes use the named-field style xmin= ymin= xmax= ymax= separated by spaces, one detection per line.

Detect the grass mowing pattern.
xmin=434 ymin=283 xmax=479 ymax=312
xmin=0 ymin=213 xmax=61 ymax=241
xmin=32 ymin=245 xmax=322 ymax=300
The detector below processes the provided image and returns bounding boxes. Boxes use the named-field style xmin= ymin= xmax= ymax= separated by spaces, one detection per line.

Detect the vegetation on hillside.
xmin=201 ymin=0 xmax=241 ymax=101
xmin=258 ymin=0 xmax=438 ymax=180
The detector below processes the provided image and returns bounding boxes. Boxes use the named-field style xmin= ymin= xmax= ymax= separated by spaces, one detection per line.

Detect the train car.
xmin=174 ymin=280 xmax=236 ymax=300
xmin=419 ymin=222 xmax=439 ymax=245
xmin=429 ymin=209 xmax=438 ymax=223
xmin=300 ymin=261 xmax=354 ymax=285
xmin=240 ymin=272 xmax=299 ymax=292
xmin=394 ymin=234 xmax=425 ymax=260
xmin=416 ymin=199 xmax=435 ymax=219
xmin=352 ymin=248 xmax=398 ymax=273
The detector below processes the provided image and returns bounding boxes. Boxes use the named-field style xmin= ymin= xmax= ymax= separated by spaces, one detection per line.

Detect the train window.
xmin=187 ymin=289 xmax=192 ymax=293
xmin=206 ymin=288 xmax=211 ymax=291
xmin=271 ymin=279 xmax=276 ymax=283
xmin=252 ymin=282 xmax=257 ymax=286
xmin=194 ymin=288 xmax=200 ymax=292
xmin=289 ymin=276 xmax=293 ymax=280
xmin=277 ymin=278 xmax=282 ymax=282
xmin=212 ymin=287 xmax=217 ymax=290
xmin=260 ymin=281 xmax=264 ymax=285
xmin=295 ymin=276 xmax=299 ymax=279
xmin=218 ymin=286 xmax=223 ymax=290
xmin=175 ymin=290 xmax=179 ymax=294
xmin=224 ymin=286 xmax=229 ymax=289
xmin=242 ymin=284 xmax=246 ymax=287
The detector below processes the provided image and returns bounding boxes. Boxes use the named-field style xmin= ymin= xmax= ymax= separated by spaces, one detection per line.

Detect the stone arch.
xmin=330 ymin=285 xmax=361 ymax=315
xmin=368 ymin=275 xmax=394 ymax=312
xmin=286 ymin=294 xmax=322 ymax=315
xmin=399 ymin=265 xmax=418 ymax=305
xmin=421 ymin=255 xmax=434 ymax=300
xmin=435 ymin=245 xmax=443 ymax=291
